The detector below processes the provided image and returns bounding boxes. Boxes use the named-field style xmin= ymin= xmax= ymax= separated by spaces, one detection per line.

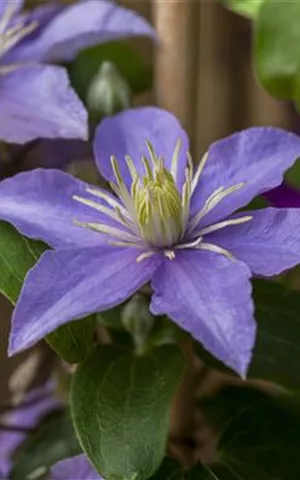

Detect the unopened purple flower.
xmin=51 ymin=454 xmax=102 ymax=480
xmin=1 ymin=107 xmax=300 ymax=376
xmin=264 ymin=182 xmax=300 ymax=207
xmin=0 ymin=381 xmax=60 ymax=478
xmin=0 ymin=0 xmax=155 ymax=143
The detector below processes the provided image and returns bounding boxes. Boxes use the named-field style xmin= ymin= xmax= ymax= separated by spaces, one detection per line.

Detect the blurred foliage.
xmin=222 ymin=0 xmax=264 ymax=19
xmin=11 ymin=410 xmax=81 ymax=480
xmin=255 ymin=1 xmax=300 ymax=109
xmin=70 ymin=41 xmax=153 ymax=104
xmin=196 ymin=279 xmax=300 ymax=390
xmin=224 ymin=0 xmax=300 ymax=112
xmin=200 ymin=385 xmax=300 ymax=479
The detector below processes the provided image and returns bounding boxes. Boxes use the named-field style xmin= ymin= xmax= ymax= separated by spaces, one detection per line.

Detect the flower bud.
xmin=86 ymin=62 xmax=131 ymax=120
xmin=122 ymin=294 xmax=154 ymax=353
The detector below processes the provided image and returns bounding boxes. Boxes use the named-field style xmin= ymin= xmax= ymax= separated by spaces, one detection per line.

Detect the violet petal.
xmin=150 ymin=250 xmax=255 ymax=376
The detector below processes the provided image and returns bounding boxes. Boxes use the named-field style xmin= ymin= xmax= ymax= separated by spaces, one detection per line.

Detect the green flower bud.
xmin=122 ymin=294 xmax=154 ymax=353
xmin=86 ymin=62 xmax=131 ymax=120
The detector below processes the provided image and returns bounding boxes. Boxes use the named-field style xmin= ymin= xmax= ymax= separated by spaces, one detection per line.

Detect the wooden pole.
xmin=154 ymin=0 xmax=200 ymax=150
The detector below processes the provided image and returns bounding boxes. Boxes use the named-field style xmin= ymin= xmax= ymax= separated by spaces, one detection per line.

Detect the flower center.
xmin=132 ymin=157 xmax=182 ymax=247
xmin=73 ymin=139 xmax=252 ymax=262
xmin=0 ymin=3 xmax=37 ymax=65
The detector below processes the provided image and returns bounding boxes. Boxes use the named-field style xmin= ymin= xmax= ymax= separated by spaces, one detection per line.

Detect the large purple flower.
xmin=0 ymin=0 xmax=155 ymax=143
xmin=1 ymin=107 xmax=300 ymax=376
xmin=51 ymin=454 xmax=102 ymax=480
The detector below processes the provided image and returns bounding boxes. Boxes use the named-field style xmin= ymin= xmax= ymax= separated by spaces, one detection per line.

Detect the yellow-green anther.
xmin=142 ymin=156 xmax=153 ymax=179
xmin=111 ymin=155 xmax=123 ymax=186
xmin=145 ymin=140 xmax=159 ymax=167
xmin=125 ymin=155 xmax=138 ymax=180
xmin=133 ymin=160 xmax=182 ymax=247
xmin=170 ymin=138 xmax=182 ymax=182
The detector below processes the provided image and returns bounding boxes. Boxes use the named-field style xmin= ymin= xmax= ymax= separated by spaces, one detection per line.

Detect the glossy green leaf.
xmin=0 ymin=221 xmax=48 ymax=304
xmin=255 ymin=1 xmax=300 ymax=106
xmin=205 ymin=386 xmax=300 ymax=479
xmin=195 ymin=279 xmax=300 ymax=389
xmin=71 ymin=345 xmax=184 ymax=480
xmin=11 ymin=411 xmax=81 ymax=480
xmin=223 ymin=0 xmax=264 ymax=19
xmin=46 ymin=316 xmax=95 ymax=364
xmin=71 ymin=41 xmax=153 ymax=102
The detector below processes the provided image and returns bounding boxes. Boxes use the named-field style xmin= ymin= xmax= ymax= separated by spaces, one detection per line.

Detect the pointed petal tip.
xmin=8 ymin=334 xmax=22 ymax=358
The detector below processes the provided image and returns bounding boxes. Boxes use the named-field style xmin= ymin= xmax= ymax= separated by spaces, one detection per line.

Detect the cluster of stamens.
xmin=0 ymin=3 xmax=38 ymax=71
xmin=73 ymin=140 xmax=252 ymax=262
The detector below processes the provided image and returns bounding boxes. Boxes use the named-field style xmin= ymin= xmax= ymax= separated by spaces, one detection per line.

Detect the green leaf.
xmin=249 ymin=279 xmax=300 ymax=388
xmin=223 ymin=0 xmax=264 ymax=19
xmin=195 ymin=279 xmax=300 ymax=390
xmin=255 ymin=1 xmax=300 ymax=106
xmin=71 ymin=345 xmax=184 ymax=480
xmin=46 ymin=316 xmax=95 ymax=364
xmin=11 ymin=411 xmax=81 ymax=480
xmin=71 ymin=41 xmax=153 ymax=102
xmin=0 ymin=221 xmax=48 ymax=304
xmin=207 ymin=386 xmax=300 ymax=479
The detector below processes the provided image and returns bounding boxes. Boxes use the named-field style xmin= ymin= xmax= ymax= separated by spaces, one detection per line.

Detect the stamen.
xmin=0 ymin=3 xmax=17 ymax=35
xmin=125 ymin=155 xmax=138 ymax=181
xmin=164 ymin=250 xmax=176 ymax=260
xmin=187 ymin=151 xmax=194 ymax=180
xmin=197 ymin=242 xmax=234 ymax=260
xmin=181 ymin=167 xmax=192 ymax=233
xmin=111 ymin=155 xmax=124 ymax=186
xmin=142 ymin=155 xmax=153 ymax=180
xmin=191 ymin=151 xmax=209 ymax=194
xmin=73 ymin=194 xmax=130 ymax=229
xmin=195 ymin=215 xmax=253 ymax=237
xmin=145 ymin=140 xmax=159 ymax=168
xmin=0 ymin=64 xmax=19 ymax=75
xmin=109 ymin=240 xmax=145 ymax=248
xmin=188 ymin=182 xmax=245 ymax=233
xmin=136 ymin=251 xmax=156 ymax=263
xmin=176 ymin=237 xmax=203 ymax=250
xmin=0 ymin=20 xmax=38 ymax=58
xmin=170 ymin=138 xmax=182 ymax=184
xmin=110 ymin=156 xmax=135 ymax=212
xmin=73 ymin=219 xmax=140 ymax=243
xmin=86 ymin=187 xmax=130 ymax=218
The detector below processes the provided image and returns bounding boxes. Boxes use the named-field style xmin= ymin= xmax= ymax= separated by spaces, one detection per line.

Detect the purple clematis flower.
xmin=0 ymin=381 xmax=60 ymax=478
xmin=51 ymin=454 xmax=102 ymax=480
xmin=1 ymin=107 xmax=300 ymax=376
xmin=0 ymin=0 xmax=155 ymax=143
